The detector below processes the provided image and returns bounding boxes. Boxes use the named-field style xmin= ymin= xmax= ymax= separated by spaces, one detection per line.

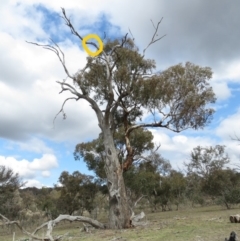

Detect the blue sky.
xmin=0 ymin=0 xmax=240 ymax=188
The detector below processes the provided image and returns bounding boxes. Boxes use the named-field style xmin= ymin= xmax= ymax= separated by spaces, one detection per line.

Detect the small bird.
xmin=225 ymin=231 xmax=237 ymax=241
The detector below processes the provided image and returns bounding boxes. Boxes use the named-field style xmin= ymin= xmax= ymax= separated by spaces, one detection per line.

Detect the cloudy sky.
xmin=0 ymin=0 xmax=240 ymax=188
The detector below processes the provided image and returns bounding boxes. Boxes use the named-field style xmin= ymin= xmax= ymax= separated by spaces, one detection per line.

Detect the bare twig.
xmin=128 ymin=28 xmax=135 ymax=41
xmin=154 ymin=142 xmax=161 ymax=152
xmin=0 ymin=214 xmax=51 ymax=241
xmin=109 ymin=33 xmax=128 ymax=57
xmin=60 ymin=7 xmax=103 ymax=53
xmin=133 ymin=195 xmax=147 ymax=208
xmin=53 ymin=97 xmax=79 ymax=126
xmin=143 ymin=18 xmax=166 ymax=57
xmin=103 ymin=31 xmax=106 ymax=40
xmin=26 ymin=39 xmax=75 ymax=80
xmin=230 ymin=133 xmax=240 ymax=144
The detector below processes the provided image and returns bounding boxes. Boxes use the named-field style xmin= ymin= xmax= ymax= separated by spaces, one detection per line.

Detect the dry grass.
xmin=1 ymin=205 xmax=240 ymax=241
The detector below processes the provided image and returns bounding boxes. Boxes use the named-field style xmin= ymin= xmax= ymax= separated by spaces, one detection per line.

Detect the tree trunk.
xmin=102 ymin=127 xmax=131 ymax=229
xmin=176 ymin=202 xmax=179 ymax=211
xmin=224 ymin=200 xmax=230 ymax=209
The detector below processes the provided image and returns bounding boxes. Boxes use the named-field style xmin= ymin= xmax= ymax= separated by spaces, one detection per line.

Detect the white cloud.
xmin=211 ymin=59 xmax=240 ymax=101
xmin=0 ymin=154 xmax=58 ymax=179
xmin=0 ymin=156 xmax=35 ymax=178
xmin=24 ymin=179 xmax=44 ymax=188
xmin=213 ymin=109 xmax=240 ymax=165
xmin=172 ymin=135 xmax=188 ymax=144
xmin=41 ymin=170 xmax=51 ymax=177
xmin=12 ymin=138 xmax=54 ymax=154
xmin=211 ymin=80 xmax=231 ymax=101
xmin=0 ymin=33 xmax=100 ymax=142
xmin=149 ymin=113 xmax=240 ymax=171
xmin=0 ymin=2 xmax=47 ymax=39
xmin=151 ymin=129 xmax=217 ymax=171
xmin=213 ymin=60 xmax=240 ymax=82
xmin=151 ymin=130 xmax=172 ymax=150
xmin=30 ymin=154 xmax=58 ymax=170
xmin=216 ymin=108 xmax=240 ymax=140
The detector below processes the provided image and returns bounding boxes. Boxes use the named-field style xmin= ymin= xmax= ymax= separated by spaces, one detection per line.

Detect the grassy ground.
xmin=1 ymin=205 xmax=240 ymax=241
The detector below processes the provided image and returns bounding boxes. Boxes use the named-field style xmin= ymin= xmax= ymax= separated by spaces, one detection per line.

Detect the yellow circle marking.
xmin=82 ymin=34 xmax=103 ymax=57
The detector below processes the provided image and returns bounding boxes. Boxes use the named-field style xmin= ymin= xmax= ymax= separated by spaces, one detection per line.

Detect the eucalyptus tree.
xmin=56 ymin=171 xmax=98 ymax=216
xmin=185 ymin=145 xmax=230 ymax=206
xmin=185 ymin=145 xmax=230 ymax=178
xmin=28 ymin=8 xmax=216 ymax=229
xmin=201 ymin=169 xmax=240 ymax=209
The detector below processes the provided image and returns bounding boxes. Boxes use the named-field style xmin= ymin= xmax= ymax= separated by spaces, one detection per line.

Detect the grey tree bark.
xmin=102 ymin=126 xmax=131 ymax=228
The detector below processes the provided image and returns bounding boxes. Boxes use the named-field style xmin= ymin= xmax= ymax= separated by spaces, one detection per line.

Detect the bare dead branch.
xmin=0 ymin=213 xmax=54 ymax=241
xmin=128 ymin=28 xmax=135 ymax=41
xmin=60 ymin=8 xmax=102 ymax=52
xmin=1 ymin=212 xmax=106 ymax=241
xmin=133 ymin=195 xmax=147 ymax=208
xmin=26 ymin=40 xmax=75 ymax=80
xmin=54 ymin=80 xmax=104 ymax=129
xmin=57 ymin=81 xmax=80 ymax=95
xmin=35 ymin=215 xmax=106 ymax=233
xmin=53 ymin=97 xmax=79 ymax=125
xmin=143 ymin=18 xmax=166 ymax=57
xmin=110 ymin=33 xmax=128 ymax=57
xmin=103 ymin=31 xmax=107 ymax=40
xmin=154 ymin=142 xmax=161 ymax=152
xmin=230 ymin=133 xmax=240 ymax=144
xmin=150 ymin=19 xmax=156 ymax=30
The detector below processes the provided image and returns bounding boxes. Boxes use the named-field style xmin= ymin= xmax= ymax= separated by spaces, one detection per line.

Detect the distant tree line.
xmin=1 ymin=138 xmax=240 ymax=225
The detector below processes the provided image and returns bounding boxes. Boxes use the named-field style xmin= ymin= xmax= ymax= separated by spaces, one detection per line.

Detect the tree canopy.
xmin=0 ymin=165 xmax=24 ymax=219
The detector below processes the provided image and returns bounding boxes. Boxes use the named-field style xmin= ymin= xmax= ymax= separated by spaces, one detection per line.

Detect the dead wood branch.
xmin=60 ymin=8 xmax=99 ymax=51
xmin=53 ymin=96 xmax=80 ymax=125
xmin=0 ymin=213 xmax=54 ymax=241
xmin=143 ymin=18 xmax=166 ymax=57
xmin=132 ymin=211 xmax=145 ymax=222
xmin=1 ymin=213 xmax=105 ymax=241
xmin=26 ymin=39 xmax=74 ymax=80
xmin=32 ymin=214 xmax=106 ymax=234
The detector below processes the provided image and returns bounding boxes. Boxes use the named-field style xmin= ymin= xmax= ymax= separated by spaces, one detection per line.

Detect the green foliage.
xmin=185 ymin=145 xmax=238 ymax=208
xmin=202 ymin=169 xmax=240 ymax=208
xmin=41 ymin=194 xmax=60 ymax=219
xmin=56 ymin=171 xmax=99 ymax=215
xmin=20 ymin=190 xmax=36 ymax=210
xmin=74 ymin=127 xmax=154 ymax=179
xmin=0 ymin=165 xmax=24 ymax=219
xmin=134 ymin=62 xmax=216 ymax=131
xmin=167 ymin=170 xmax=187 ymax=206
xmin=74 ymin=39 xmax=216 ymax=211
xmin=224 ymin=188 xmax=240 ymax=204
xmin=186 ymin=145 xmax=230 ymax=178
xmin=74 ymin=136 xmax=106 ymax=179
xmin=124 ymin=154 xmax=173 ymax=209
xmin=185 ymin=172 xmax=205 ymax=207
xmin=75 ymin=37 xmax=216 ymax=134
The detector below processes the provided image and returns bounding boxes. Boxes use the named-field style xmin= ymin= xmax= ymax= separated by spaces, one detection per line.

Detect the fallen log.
xmin=0 ymin=213 xmax=106 ymax=241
